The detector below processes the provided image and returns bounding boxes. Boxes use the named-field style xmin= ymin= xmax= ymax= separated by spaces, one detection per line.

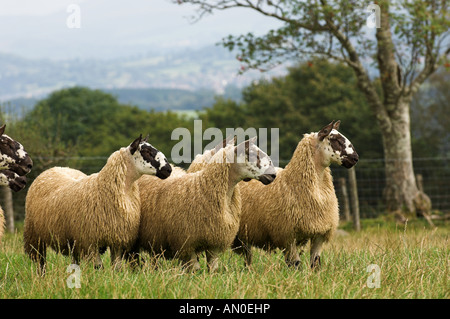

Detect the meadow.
xmin=0 ymin=219 xmax=448 ymax=299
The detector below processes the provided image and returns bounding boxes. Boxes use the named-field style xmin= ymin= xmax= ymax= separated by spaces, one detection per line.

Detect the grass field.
xmin=0 ymin=218 xmax=448 ymax=299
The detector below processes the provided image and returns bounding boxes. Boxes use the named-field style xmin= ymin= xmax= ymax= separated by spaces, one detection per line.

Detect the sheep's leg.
xmin=206 ymin=250 xmax=220 ymax=273
xmin=284 ymin=240 xmax=301 ymax=268
xmin=181 ymin=253 xmax=201 ymax=272
xmin=233 ymin=237 xmax=252 ymax=267
xmin=26 ymin=240 xmax=47 ymax=276
xmin=243 ymin=245 xmax=253 ymax=268
xmin=34 ymin=241 xmax=47 ymax=276
xmin=71 ymin=251 xmax=80 ymax=265
xmin=94 ymin=252 xmax=103 ymax=269
xmin=37 ymin=245 xmax=47 ymax=276
xmin=310 ymin=236 xmax=325 ymax=270
xmin=298 ymin=239 xmax=309 ymax=257
xmin=110 ymin=248 xmax=124 ymax=271
xmin=125 ymin=248 xmax=142 ymax=270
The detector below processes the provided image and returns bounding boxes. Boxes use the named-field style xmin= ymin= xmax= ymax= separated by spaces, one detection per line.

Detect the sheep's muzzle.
xmin=156 ymin=164 xmax=172 ymax=179
xmin=259 ymin=174 xmax=276 ymax=185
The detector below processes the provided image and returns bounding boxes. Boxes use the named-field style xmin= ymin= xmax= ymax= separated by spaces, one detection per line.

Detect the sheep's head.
xmin=0 ymin=170 xmax=27 ymax=192
xmin=317 ymin=120 xmax=359 ymax=169
xmin=234 ymin=136 xmax=276 ymax=185
xmin=0 ymin=124 xmax=33 ymax=176
xmin=129 ymin=134 xmax=172 ymax=179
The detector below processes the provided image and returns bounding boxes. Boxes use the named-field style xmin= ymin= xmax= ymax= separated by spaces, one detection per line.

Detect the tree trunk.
xmin=380 ymin=100 xmax=419 ymax=218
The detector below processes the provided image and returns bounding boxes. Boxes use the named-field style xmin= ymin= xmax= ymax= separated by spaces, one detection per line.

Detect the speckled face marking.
xmin=0 ymin=169 xmax=27 ymax=192
xmin=235 ymin=137 xmax=276 ymax=185
xmin=129 ymin=135 xmax=172 ymax=179
xmin=0 ymin=125 xmax=33 ymax=176
xmin=317 ymin=121 xmax=359 ymax=169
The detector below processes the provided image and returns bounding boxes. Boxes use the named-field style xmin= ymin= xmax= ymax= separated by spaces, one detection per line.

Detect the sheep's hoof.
xmin=310 ymin=256 xmax=321 ymax=270
xmin=182 ymin=260 xmax=201 ymax=273
xmin=287 ymin=260 xmax=301 ymax=269
xmin=94 ymin=262 xmax=104 ymax=270
xmin=191 ymin=262 xmax=201 ymax=273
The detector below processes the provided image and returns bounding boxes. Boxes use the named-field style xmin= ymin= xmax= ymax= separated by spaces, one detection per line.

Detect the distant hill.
xmin=105 ymin=86 xmax=242 ymax=111
xmin=0 ymin=85 xmax=243 ymax=117
xmin=0 ymin=45 xmax=278 ymax=102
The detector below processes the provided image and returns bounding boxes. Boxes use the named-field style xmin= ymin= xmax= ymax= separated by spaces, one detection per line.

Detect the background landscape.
xmin=0 ymin=0 xmax=448 ymax=301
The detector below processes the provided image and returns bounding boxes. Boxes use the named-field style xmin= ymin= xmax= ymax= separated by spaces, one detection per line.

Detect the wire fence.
xmin=4 ymin=157 xmax=449 ymax=221
xmin=330 ymin=157 xmax=450 ymax=218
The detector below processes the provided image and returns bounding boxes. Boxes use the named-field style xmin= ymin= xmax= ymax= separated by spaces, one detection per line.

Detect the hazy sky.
xmin=0 ymin=0 xmax=283 ymax=60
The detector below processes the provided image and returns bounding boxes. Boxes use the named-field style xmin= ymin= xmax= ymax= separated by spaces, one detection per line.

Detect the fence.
xmin=330 ymin=157 xmax=450 ymax=218
xmin=3 ymin=157 xmax=449 ymax=222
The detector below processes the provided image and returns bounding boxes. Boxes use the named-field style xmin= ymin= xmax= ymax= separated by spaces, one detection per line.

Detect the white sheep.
xmin=132 ymin=137 xmax=276 ymax=272
xmin=233 ymin=121 xmax=359 ymax=269
xmin=0 ymin=123 xmax=33 ymax=176
xmin=23 ymin=135 xmax=171 ymax=274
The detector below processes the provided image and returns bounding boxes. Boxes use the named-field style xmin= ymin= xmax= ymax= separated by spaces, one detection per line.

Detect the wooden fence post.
xmin=338 ymin=177 xmax=351 ymax=222
xmin=348 ymin=166 xmax=360 ymax=231
xmin=2 ymin=187 xmax=15 ymax=233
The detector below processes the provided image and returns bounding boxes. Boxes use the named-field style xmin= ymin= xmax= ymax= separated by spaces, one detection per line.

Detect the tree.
xmin=411 ymin=67 xmax=450 ymax=158
xmin=200 ymin=59 xmax=383 ymax=163
xmin=176 ymin=0 xmax=449 ymax=218
xmin=23 ymin=86 xmax=194 ymax=158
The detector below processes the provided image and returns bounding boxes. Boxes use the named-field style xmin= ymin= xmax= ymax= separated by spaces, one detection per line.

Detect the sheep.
xmin=132 ymin=137 xmax=276 ymax=272
xmin=0 ymin=123 xmax=33 ymax=176
xmin=0 ymin=170 xmax=27 ymax=242
xmin=233 ymin=121 xmax=359 ymax=269
xmin=23 ymin=135 xmax=172 ymax=274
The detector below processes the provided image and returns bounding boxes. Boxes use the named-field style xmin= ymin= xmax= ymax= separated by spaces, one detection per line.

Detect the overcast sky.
xmin=0 ymin=0 xmax=283 ymax=60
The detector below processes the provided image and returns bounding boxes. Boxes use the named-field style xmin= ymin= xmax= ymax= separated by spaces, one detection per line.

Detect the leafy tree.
xmin=200 ymin=59 xmax=383 ymax=163
xmin=411 ymin=67 xmax=450 ymax=158
xmin=23 ymin=86 xmax=193 ymax=158
xmin=175 ymin=0 xmax=449 ymax=217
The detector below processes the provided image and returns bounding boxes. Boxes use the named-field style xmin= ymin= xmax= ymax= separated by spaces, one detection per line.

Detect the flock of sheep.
xmin=0 ymin=120 xmax=359 ymax=274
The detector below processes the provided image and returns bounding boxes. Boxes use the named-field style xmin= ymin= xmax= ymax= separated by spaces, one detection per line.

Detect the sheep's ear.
xmin=129 ymin=134 xmax=142 ymax=155
xmin=143 ymin=134 xmax=149 ymax=143
xmin=225 ymin=135 xmax=237 ymax=147
xmin=332 ymin=120 xmax=341 ymax=131
xmin=249 ymin=136 xmax=257 ymax=144
xmin=318 ymin=121 xmax=334 ymax=141
xmin=212 ymin=135 xmax=236 ymax=154
xmin=0 ymin=124 xmax=5 ymax=136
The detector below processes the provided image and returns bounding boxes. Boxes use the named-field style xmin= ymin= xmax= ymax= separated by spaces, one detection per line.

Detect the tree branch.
xmin=319 ymin=0 xmax=390 ymax=132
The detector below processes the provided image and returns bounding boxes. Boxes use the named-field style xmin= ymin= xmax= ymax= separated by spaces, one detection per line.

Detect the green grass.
xmin=0 ymin=219 xmax=448 ymax=299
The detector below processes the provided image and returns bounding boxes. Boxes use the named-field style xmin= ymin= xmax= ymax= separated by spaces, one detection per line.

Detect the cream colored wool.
xmin=24 ymin=147 xmax=143 ymax=272
xmin=187 ymin=136 xmax=235 ymax=174
xmin=136 ymin=145 xmax=243 ymax=272
xmin=235 ymin=132 xmax=339 ymax=268
xmin=187 ymin=148 xmax=215 ymax=173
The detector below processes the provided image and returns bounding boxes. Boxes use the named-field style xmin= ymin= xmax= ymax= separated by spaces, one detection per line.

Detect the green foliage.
xmin=21 ymin=86 xmax=193 ymax=158
xmin=200 ymin=60 xmax=384 ymax=163
xmin=410 ymin=68 xmax=450 ymax=158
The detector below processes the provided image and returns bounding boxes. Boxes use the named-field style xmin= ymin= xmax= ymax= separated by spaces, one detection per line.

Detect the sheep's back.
xmin=138 ymin=173 xmax=237 ymax=255
xmin=25 ymin=166 xmax=141 ymax=251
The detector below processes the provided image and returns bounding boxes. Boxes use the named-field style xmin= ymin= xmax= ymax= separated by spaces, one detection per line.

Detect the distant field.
xmin=0 ymin=219 xmax=448 ymax=299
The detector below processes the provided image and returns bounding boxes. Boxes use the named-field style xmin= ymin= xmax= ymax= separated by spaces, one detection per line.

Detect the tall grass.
xmin=0 ymin=219 xmax=448 ymax=299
